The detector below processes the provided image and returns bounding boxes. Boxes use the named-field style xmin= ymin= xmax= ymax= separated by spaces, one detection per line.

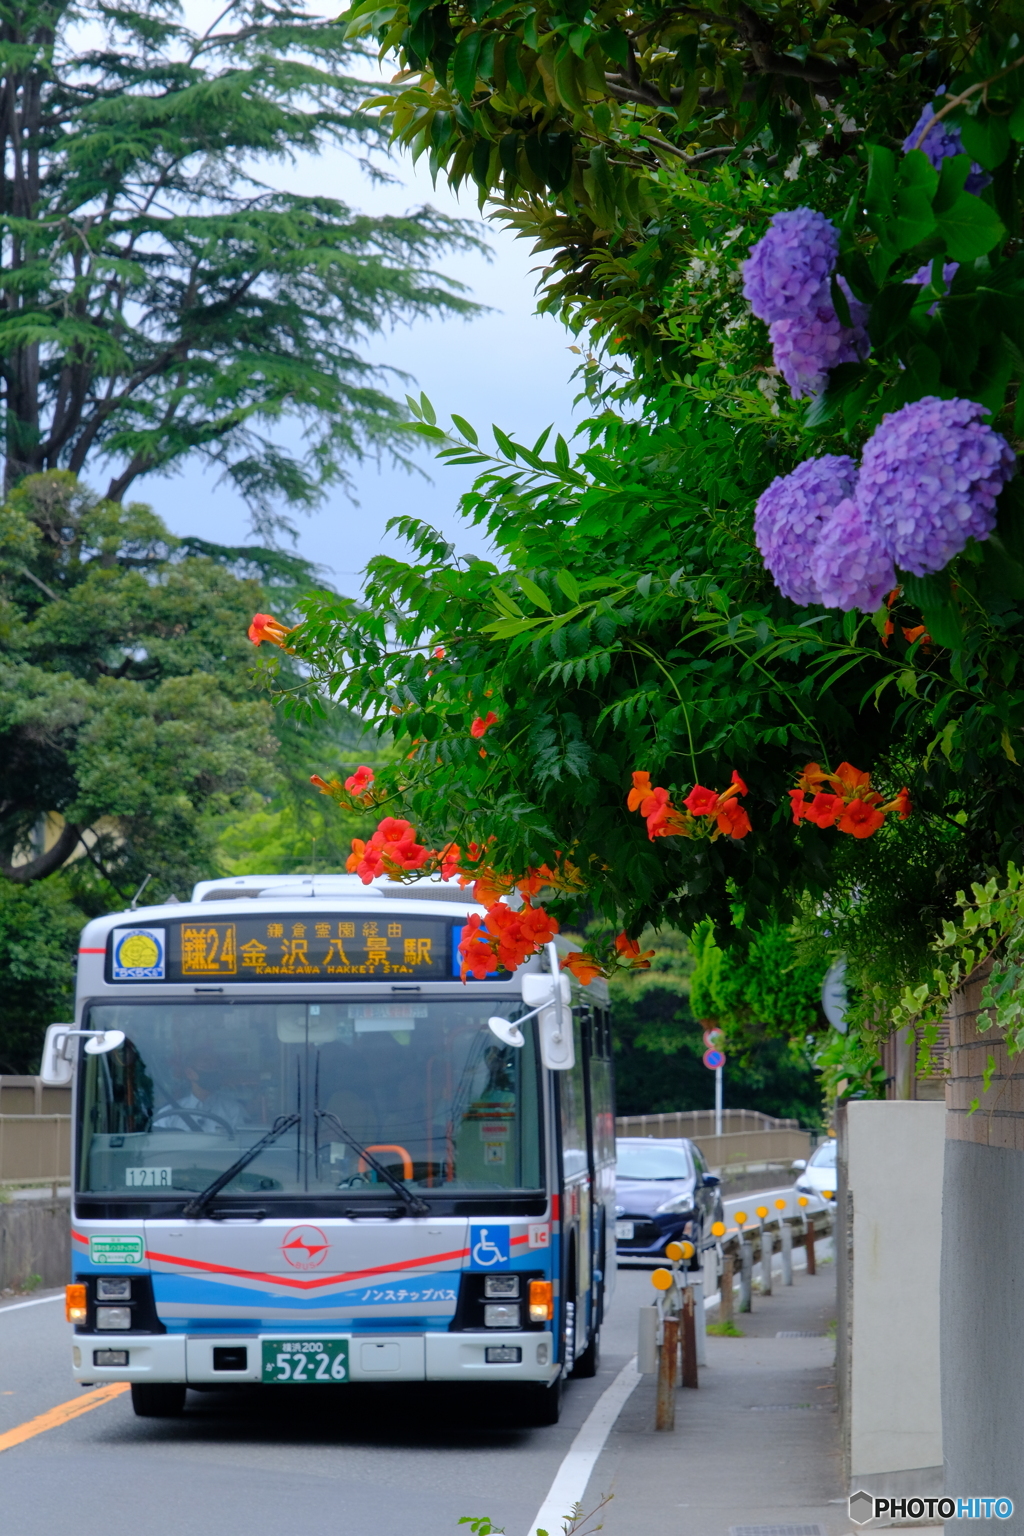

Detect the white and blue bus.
xmin=43 ymin=874 xmax=615 ymax=1425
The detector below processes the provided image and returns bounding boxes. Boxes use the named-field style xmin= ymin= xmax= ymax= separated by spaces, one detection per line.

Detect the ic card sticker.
xmin=90 ymin=1235 xmax=144 ymax=1266
xmin=468 ymin=1225 xmax=510 ymax=1269
xmin=111 ymin=928 xmax=166 ymax=980
xmin=528 ymin=1223 xmax=550 ymax=1249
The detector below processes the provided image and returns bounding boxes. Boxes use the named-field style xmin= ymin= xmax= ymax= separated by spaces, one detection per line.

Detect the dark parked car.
xmin=614 ymin=1137 xmax=723 ymax=1262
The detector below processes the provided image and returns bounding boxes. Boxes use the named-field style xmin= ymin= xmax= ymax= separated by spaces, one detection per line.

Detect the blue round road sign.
xmin=702 ymin=1047 xmax=726 ymax=1070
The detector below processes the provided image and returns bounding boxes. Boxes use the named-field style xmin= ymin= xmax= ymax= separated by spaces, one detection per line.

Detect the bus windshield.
xmin=77 ymin=999 xmax=541 ymax=1198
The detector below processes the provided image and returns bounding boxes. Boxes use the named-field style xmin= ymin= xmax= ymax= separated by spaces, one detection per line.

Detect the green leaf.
xmin=932 ymin=153 xmax=971 ymax=215
xmin=556 ymin=568 xmax=581 ymax=603
xmin=960 ymin=111 xmax=1011 ymax=171
xmin=516 ymin=572 xmax=553 ymax=612
xmin=934 ymin=194 xmax=1005 ymax=261
xmin=864 ymin=142 xmax=895 ymax=231
xmin=452 ymin=29 xmax=483 ymax=100
xmin=450 ymin=413 xmax=478 ymax=445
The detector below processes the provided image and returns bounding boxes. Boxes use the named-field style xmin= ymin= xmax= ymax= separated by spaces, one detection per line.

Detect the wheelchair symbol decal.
xmin=469 ymin=1225 xmax=510 ymax=1269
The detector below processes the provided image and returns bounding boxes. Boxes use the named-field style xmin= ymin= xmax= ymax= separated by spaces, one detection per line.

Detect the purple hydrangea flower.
xmin=754 ymin=454 xmax=859 ymax=605
xmin=857 ymin=396 xmax=1016 ymax=576
xmin=742 ymin=208 xmax=840 ymax=323
xmin=810 ymin=498 xmax=897 ymax=613
xmin=907 ymin=261 xmax=959 ymax=316
xmin=769 ymin=279 xmax=871 ymax=399
xmin=903 ymin=94 xmax=990 ymax=195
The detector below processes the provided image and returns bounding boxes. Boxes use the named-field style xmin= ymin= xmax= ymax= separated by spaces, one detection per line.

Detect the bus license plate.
xmin=261 ymin=1338 xmax=349 ymax=1384
xmin=615 ymin=1221 xmax=634 ymax=1240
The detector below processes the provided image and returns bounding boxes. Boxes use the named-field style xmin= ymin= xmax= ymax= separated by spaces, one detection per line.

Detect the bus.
xmin=42 ymin=873 xmax=616 ymax=1425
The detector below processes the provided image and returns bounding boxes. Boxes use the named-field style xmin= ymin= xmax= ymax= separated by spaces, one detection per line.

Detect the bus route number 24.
xmin=261 ymin=1338 xmax=349 ymax=1383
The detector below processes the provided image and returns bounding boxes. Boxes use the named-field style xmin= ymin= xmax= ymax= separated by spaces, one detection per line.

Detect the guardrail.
xmin=617 ymin=1109 xmax=801 ymax=1137
xmin=0 ymin=1116 xmax=71 ymax=1182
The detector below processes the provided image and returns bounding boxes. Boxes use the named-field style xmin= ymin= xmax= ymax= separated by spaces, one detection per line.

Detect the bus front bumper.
xmin=72 ymin=1330 xmax=558 ymax=1386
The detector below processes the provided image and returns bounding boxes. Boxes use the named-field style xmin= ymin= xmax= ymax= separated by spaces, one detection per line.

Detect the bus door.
xmin=585 ymin=1002 xmax=616 ymax=1323
xmin=558 ymin=1006 xmax=591 ymax=1364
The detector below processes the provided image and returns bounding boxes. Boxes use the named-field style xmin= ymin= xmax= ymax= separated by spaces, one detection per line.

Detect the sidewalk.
xmin=586 ymin=1260 xmax=846 ymax=1536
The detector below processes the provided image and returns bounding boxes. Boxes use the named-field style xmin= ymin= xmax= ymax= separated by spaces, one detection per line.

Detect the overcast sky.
xmin=130 ymin=9 xmax=582 ymax=595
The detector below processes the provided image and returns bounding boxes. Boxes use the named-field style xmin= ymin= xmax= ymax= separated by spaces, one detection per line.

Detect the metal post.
xmin=720 ymin=1249 xmax=735 ymax=1322
xmin=638 ymin=1304 xmax=658 ymax=1373
xmin=714 ymin=1064 xmax=723 ymax=1138
xmin=806 ymin=1210 xmax=817 ymax=1276
xmin=656 ymin=1316 xmax=679 ymax=1429
xmin=781 ymin=1219 xmax=793 ymax=1286
xmin=760 ymin=1222 xmax=773 ymax=1296
xmin=739 ymin=1240 xmax=753 ymax=1312
xmin=693 ymin=1277 xmax=706 ymax=1366
xmin=680 ymin=1285 xmax=698 ymax=1388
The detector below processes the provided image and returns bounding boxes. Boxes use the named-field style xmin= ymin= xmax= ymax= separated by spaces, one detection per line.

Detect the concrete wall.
xmin=838 ymin=1099 xmax=945 ymax=1498
xmin=0 ymin=1116 xmax=72 ymax=1180
xmin=941 ymin=964 xmax=1024 ymax=1535
xmin=0 ymin=1196 xmax=71 ymax=1291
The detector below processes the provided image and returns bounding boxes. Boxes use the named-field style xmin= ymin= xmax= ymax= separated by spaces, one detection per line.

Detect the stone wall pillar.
xmin=942 ymin=962 xmax=1024 ymax=1533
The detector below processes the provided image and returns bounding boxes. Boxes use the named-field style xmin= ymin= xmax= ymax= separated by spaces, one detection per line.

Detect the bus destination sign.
xmin=107 ymin=914 xmax=451 ymax=983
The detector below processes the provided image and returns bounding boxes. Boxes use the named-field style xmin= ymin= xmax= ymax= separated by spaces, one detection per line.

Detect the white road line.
xmin=527 ymin=1357 xmax=641 ymax=1536
xmin=0 ymin=1294 xmax=62 ymax=1315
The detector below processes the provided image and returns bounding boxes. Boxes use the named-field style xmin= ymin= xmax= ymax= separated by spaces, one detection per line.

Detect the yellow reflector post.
xmin=797 ymin=1195 xmax=809 ymax=1207
xmin=756 ymin=1206 xmax=768 ymax=1219
xmin=65 ymin=1284 xmax=87 ymax=1324
xmin=664 ymin=1241 xmax=684 ymax=1263
xmin=734 ymin=1210 xmax=747 ymax=1227
xmin=680 ymin=1240 xmax=695 ymax=1260
xmin=710 ymin=1221 xmax=726 ymax=1238
xmin=823 ymin=1189 xmax=834 ymax=1200
xmin=775 ymin=1198 xmax=787 ymax=1211
xmin=528 ymin=1279 xmax=553 ymax=1322
xmin=651 ymin=1268 xmax=674 ymax=1292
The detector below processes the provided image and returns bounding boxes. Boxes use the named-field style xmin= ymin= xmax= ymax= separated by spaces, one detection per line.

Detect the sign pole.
xmin=714 ymin=1064 xmax=723 ymax=1138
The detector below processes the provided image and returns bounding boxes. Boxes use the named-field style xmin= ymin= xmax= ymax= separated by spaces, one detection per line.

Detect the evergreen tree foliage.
xmin=0 ymin=469 xmax=364 ymax=1069
xmin=0 ymin=0 xmax=483 ymax=532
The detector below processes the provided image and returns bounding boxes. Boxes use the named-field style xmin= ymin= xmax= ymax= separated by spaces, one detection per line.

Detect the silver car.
xmin=793 ymin=1136 xmax=838 ymax=1203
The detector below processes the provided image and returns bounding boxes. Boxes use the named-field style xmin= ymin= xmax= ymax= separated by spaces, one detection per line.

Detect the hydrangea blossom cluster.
xmin=754 ymin=397 xmax=1016 ymax=611
xmin=903 ymin=91 xmax=990 ymax=195
xmin=809 ymin=497 xmax=896 ymax=612
xmin=741 ymin=208 xmax=839 ymax=321
xmin=742 ymin=210 xmax=870 ymax=398
xmin=857 ymin=397 xmax=1017 ymax=577
xmin=754 ymin=454 xmax=857 ymax=604
xmin=769 ymin=279 xmax=870 ymax=399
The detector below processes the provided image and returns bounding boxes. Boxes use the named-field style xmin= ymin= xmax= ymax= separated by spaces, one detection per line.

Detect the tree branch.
xmin=0 ymin=819 xmax=81 ymax=884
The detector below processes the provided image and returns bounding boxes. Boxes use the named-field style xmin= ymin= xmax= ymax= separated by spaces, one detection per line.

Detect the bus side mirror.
xmin=40 ymin=1024 xmax=76 ymax=1085
xmin=522 ymin=968 xmax=574 ymax=1072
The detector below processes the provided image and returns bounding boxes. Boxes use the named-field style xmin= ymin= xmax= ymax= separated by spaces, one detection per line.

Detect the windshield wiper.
xmin=182 ymin=1113 xmax=300 ymax=1219
xmin=316 ymin=1110 xmax=429 ymax=1217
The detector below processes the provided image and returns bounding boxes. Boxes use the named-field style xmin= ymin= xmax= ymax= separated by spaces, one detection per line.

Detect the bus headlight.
xmin=484 ymin=1303 xmax=521 ymax=1328
xmin=529 ymin=1280 xmax=553 ymax=1322
xmin=95 ymin=1307 xmax=132 ymax=1330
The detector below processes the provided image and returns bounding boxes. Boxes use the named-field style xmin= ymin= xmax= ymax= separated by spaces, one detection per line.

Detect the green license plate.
xmin=261 ymin=1337 xmax=349 ymax=1384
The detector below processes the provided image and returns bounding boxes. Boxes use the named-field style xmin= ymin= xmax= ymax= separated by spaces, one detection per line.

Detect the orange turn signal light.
xmin=529 ymin=1279 xmax=553 ymax=1322
xmin=66 ymin=1284 xmax=87 ymax=1323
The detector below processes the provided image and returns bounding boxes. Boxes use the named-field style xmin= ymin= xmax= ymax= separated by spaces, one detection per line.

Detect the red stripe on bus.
xmin=78 ymin=948 xmax=105 ymax=954
xmin=145 ymin=1243 xmax=473 ymax=1292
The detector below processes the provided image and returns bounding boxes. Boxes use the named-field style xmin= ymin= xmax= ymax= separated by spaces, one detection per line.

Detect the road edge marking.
xmin=526 ymin=1357 xmax=641 ymax=1536
xmin=0 ymin=1294 xmax=62 ymax=1316
xmin=0 ymin=1383 xmax=130 ymax=1455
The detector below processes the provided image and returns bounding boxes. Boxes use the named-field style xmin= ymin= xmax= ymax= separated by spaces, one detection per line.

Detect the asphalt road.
xmin=0 ymin=1179 xmax=824 ymax=1536
xmin=0 ymin=1268 xmax=655 ymax=1536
